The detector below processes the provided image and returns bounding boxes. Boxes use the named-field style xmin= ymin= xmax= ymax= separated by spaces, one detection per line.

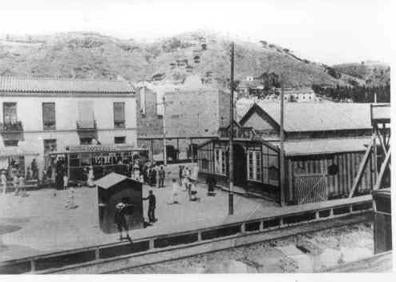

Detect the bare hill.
xmin=0 ymin=31 xmax=385 ymax=87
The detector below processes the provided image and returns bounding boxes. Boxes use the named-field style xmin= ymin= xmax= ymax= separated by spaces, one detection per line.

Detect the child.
xmin=169 ymin=179 xmax=179 ymax=204
xmin=63 ymin=174 xmax=69 ymax=190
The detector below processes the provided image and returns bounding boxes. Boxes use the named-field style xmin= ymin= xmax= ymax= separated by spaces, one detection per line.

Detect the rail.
xmin=0 ymin=194 xmax=373 ymax=274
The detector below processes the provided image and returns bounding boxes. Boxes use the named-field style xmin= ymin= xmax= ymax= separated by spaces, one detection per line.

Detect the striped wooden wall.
xmin=287 ymin=151 xmax=375 ymax=202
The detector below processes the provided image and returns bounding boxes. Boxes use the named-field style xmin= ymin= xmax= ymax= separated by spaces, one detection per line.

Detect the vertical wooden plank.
xmin=342 ymin=154 xmax=348 ymax=195
xmin=288 ymin=159 xmax=293 ymax=202
xmin=334 ymin=155 xmax=339 ymax=195
xmin=345 ymin=153 xmax=350 ymax=194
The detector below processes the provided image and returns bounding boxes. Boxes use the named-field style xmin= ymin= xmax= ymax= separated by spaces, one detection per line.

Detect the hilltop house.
xmin=197 ymin=102 xmax=376 ymax=205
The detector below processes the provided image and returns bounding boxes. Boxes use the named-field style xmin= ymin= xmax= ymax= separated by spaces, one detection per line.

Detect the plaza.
xmin=0 ymin=164 xmax=278 ymax=262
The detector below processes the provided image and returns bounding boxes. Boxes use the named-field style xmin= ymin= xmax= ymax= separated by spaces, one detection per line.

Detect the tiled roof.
xmin=0 ymin=76 xmax=134 ymax=94
xmin=254 ymin=102 xmax=372 ymax=132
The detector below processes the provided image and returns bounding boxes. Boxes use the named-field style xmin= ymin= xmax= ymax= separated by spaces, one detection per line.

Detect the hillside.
xmin=0 ymin=31 xmax=387 ymax=87
xmin=332 ymin=61 xmax=390 ymax=86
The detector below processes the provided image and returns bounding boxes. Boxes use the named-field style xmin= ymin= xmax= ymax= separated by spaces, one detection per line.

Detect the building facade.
xmin=0 ymin=77 xmax=137 ymax=178
xmin=136 ymin=77 xmax=231 ymax=157
xmin=198 ymin=102 xmax=377 ymax=205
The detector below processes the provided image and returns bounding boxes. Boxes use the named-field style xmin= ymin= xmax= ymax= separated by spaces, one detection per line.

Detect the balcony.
xmin=219 ymin=126 xmax=255 ymax=139
xmin=0 ymin=121 xmax=24 ymax=143
xmin=76 ymin=120 xmax=97 ymax=130
xmin=76 ymin=120 xmax=98 ymax=140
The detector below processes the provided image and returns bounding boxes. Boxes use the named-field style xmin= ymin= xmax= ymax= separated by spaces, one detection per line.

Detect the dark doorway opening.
xmin=233 ymin=144 xmax=246 ymax=186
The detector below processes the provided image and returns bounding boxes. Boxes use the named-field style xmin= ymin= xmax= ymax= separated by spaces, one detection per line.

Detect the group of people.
xmin=0 ymin=159 xmax=39 ymax=196
xmin=142 ymin=164 xmax=166 ymax=188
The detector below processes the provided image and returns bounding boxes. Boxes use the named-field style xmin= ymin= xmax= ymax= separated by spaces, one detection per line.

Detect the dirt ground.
xmin=0 ymin=163 xmax=278 ymax=261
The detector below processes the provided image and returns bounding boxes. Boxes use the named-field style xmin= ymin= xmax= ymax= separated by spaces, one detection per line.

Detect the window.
xmin=215 ymin=148 xmax=228 ymax=176
xmin=4 ymin=140 xmax=18 ymax=147
xmin=42 ymin=103 xmax=56 ymax=130
xmin=3 ymin=102 xmax=17 ymax=124
xmin=247 ymin=151 xmax=262 ymax=182
xmin=80 ymin=137 xmax=93 ymax=145
xmin=202 ymin=159 xmax=209 ymax=170
xmin=114 ymin=136 xmax=126 ymax=144
xmin=78 ymin=101 xmax=95 ymax=128
xmin=114 ymin=102 xmax=125 ymax=128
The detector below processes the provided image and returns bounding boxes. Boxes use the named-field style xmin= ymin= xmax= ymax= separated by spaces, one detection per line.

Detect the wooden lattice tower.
xmin=349 ymin=103 xmax=391 ymax=197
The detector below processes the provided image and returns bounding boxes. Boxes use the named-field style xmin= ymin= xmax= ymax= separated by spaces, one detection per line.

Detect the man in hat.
xmin=114 ymin=201 xmax=130 ymax=241
xmin=143 ymin=190 xmax=156 ymax=223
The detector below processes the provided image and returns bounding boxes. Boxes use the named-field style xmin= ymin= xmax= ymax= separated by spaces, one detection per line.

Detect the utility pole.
xmin=279 ymin=75 xmax=286 ymax=206
xmin=228 ymin=42 xmax=235 ymax=215
xmin=162 ymin=95 xmax=167 ymax=166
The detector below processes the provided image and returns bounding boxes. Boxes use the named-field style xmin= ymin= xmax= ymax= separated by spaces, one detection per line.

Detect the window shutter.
xmin=114 ymin=102 xmax=125 ymax=122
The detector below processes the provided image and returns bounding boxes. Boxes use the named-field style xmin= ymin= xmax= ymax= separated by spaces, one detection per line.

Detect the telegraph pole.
xmin=162 ymin=95 xmax=167 ymax=166
xmin=279 ymin=75 xmax=286 ymax=206
xmin=228 ymin=42 xmax=235 ymax=215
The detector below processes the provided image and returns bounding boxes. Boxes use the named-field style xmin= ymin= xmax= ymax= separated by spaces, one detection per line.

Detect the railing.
xmin=0 ymin=194 xmax=373 ymax=274
xmin=76 ymin=120 xmax=97 ymax=130
xmin=0 ymin=121 xmax=23 ymax=133
xmin=218 ymin=127 xmax=255 ymax=139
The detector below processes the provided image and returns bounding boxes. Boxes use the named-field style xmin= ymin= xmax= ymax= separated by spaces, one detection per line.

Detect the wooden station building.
xmin=198 ymin=102 xmax=378 ymax=205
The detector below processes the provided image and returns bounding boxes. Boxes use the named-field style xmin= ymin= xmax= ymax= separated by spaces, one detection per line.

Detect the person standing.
xmin=13 ymin=173 xmax=19 ymax=196
xmin=63 ymin=173 xmax=69 ymax=190
xmin=31 ymin=159 xmax=38 ymax=180
xmin=18 ymin=173 xmax=26 ymax=197
xmin=87 ymin=166 xmax=95 ymax=187
xmin=178 ymin=165 xmax=183 ymax=186
xmin=143 ymin=190 xmax=156 ymax=223
xmin=159 ymin=166 xmax=165 ymax=188
xmin=155 ymin=165 xmax=160 ymax=188
xmin=169 ymin=178 xmax=179 ymax=204
xmin=1 ymin=171 xmax=7 ymax=195
xmin=114 ymin=202 xmax=130 ymax=241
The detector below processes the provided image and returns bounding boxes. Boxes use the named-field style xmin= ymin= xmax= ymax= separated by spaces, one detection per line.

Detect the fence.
xmin=0 ymin=194 xmax=373 ymax=274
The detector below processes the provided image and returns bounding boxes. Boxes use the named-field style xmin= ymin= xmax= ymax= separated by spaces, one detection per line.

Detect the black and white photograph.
xmin=0 ymin=0 xmax=393 ymax=277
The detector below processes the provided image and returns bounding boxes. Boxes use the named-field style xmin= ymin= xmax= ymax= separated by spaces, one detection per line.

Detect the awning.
xmin=0 ymin=147 xmax=39 ymax=158
xmin=273 ymin=137 xmax=372 ymax=157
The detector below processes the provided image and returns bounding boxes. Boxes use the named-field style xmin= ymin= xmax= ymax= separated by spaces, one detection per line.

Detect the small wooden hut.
xmin=96 ymin=173 xmax=144 ymax=233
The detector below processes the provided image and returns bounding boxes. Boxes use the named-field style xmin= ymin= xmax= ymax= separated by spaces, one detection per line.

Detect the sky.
xmin=0 ymin=0 xmax=393 ymax=65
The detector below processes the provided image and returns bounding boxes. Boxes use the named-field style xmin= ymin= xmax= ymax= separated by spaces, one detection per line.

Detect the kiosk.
xmin=96 ymin=173 xmax=144 ymax=234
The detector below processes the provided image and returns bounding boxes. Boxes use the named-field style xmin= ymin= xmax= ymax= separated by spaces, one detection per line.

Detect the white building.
xmin=0 ymin=76 xmax=137 ymax=177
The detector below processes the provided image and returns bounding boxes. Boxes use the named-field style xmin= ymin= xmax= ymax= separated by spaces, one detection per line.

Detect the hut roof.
xmin=250 ymin=102 xmax=372 ymax=132
xmin=95 ymin=173 xmax=130 ymax=189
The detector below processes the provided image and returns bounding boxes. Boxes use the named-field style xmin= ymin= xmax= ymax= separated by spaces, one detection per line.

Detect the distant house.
xmin=198 ymin=102 xmax=376 ymax=205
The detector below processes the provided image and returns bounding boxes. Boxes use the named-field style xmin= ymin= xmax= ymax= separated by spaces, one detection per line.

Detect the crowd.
xmin=0 ymin=158 xmax=40 ymax=197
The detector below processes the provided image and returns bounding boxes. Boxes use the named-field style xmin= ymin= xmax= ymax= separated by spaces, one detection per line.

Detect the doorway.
xmin=233 ymin=144 xmax=246 ymax=186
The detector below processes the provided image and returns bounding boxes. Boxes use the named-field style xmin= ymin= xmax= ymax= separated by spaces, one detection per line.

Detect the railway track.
xmin=0 ymin=195 xmax=373 ymax=274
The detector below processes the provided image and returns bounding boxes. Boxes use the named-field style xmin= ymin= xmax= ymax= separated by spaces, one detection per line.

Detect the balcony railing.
xmin=219 ymin=126 xmax=255 ymax=139
xmin=0 ymin=121 xmax=23 ymax=133
xmin=0 ymin=121 xmax=24 ymax=143
xmin=76 ymin=120 xmax=97 ymax=130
